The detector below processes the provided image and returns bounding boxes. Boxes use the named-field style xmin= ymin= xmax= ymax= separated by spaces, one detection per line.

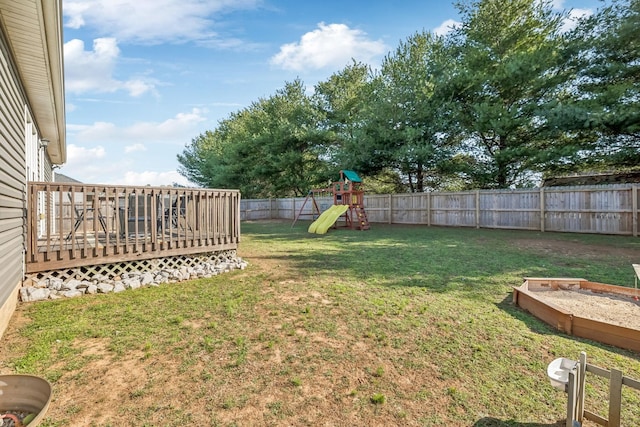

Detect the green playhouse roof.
xmin=342 ymin=170 xmax=362 ymax=183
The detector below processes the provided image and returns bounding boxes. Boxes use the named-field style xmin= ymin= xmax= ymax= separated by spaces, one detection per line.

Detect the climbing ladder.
xmin=353 ymin=205 xmax=370 ymax=230
xmin=343 ymin=205 xmax=369 ymax=230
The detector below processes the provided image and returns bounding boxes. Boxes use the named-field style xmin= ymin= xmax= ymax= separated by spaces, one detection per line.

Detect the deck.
xmin=27 ymin=182 xmax=241 ymax=273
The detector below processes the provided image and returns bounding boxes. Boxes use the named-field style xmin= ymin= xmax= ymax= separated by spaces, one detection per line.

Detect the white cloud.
xmin=60 ymin=157 xmax=192 ymax=186
xmin=60 ymin=109 xmax=208 ymax=185
xmin=68 ymin=108 xmax=207 ymax=144
xmin=549 ymin=0 xmax=566 ymax=9
xmin=120 ymin=170 xmax=191 ymax=187
xmin=539 ymin=0 xmax=594 ymax=33
xmin=64 ymin=38 xmax=158 ymax=97
xmin=63 ymin=0 xmax=261 ymax=45
xmin=66 ymin=143 xmax=107 ymax=163
xmin=125 ymin=143 xmax=147 ymax=153
xmin=433 ymin=19 xmax=461 ymax=36
xmin=125 ymin=109 xmax=208 ymax=141
xmin=560 ymin=8 xmax=593 ymax=33
xmin=270 ymin=22 xmax=387 ymax=71
xmin=59 ymin=144 xmax=109 ymax=182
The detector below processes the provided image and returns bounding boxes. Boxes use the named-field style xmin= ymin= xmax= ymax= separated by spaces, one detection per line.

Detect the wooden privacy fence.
xmin=27 ymin=182 xmax=241 ymax=273
xmin=241 ymin=184 xmax=639 ymax=236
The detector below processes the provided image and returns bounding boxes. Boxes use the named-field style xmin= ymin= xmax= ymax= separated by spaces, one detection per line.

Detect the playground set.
xmin=293 ymin=170 xmax=370 ymax=234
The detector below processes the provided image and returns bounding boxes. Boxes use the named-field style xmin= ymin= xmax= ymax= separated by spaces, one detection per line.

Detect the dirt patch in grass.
xmin=48 ymin=341 xmax=149 ymax=426
xmin=511 ymin=237 xmax=638 ymax=262
xmin=1 ymin=274 xmax=455 ymax=426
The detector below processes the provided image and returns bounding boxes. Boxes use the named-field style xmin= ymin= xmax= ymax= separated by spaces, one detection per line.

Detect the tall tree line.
xmin=178 ymin=0 xmax=639 ymax=198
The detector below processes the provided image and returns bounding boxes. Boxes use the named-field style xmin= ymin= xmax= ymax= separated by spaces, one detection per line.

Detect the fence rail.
xmin=27 ymin=182 xmax=241 ymax=273
xmin=241 ymin=184 xmax=639 ymax=237
xmin=564 ymin=351 xmax=640 ymax=427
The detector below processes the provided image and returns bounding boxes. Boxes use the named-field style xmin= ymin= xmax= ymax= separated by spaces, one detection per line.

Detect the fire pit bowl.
xmin=0 ymin=375 xmax=52 ymax=426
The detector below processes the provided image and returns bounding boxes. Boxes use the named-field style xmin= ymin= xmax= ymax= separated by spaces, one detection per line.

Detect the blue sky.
xmin=59 ymin=0 xmax=606 ymax=187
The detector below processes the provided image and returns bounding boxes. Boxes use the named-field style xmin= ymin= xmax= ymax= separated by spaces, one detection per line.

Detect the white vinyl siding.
xmin=0 ymin=25 xmax=29 ymax=311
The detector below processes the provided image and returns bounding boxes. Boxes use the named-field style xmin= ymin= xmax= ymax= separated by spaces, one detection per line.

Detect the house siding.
xmin=0 ymin=24 xmax=29 ymax=337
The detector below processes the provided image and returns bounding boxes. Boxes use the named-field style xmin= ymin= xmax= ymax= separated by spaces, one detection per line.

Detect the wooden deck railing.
xmin=26 ymin=182 xmax=241 ymax=273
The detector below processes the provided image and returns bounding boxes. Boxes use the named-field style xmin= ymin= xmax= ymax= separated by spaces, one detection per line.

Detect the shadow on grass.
xmin=495 ymin=293 xmax=564 ymax=336
xmin=244 ymin=225 xmax=580 ymax=295
xmin=496 ymin=293 xmax=640 ymax=361
xmin=473 ymin=417 xmax=564 ymax=426
xmin=241 ymin=221 xmax=634 ymax=298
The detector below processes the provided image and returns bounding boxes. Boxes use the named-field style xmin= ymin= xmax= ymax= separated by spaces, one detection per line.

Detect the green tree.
xmin=177 ymin=130 xmax=220 ymax=187
xmin=314 ymin=61 xmax=372 ymax=168
xmin=178 ymin=79 xmax=331 ymax=198
xmin=560 ymin=0 xmax=640 ymax=170
xmin=177 ymin=112 xmax=265 ymax=196
xmin=447 ymin=0 xmax=572 ymax=188
xmin=352 ymin=31 xmax=455 ymax=192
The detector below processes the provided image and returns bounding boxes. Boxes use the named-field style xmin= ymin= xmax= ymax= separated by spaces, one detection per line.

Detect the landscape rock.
xmin=21 ymin=251 xmax=247 ymax=302
xmin=123 ymin=278 xmax=141 ymax=290
xmin=49 ymin=278 xmax=64 ymax=290
xmin=140 ymin=272 xmax=154 ymax=286
xmin=97 ymin=283 xmax=114 ymax=293
xmin=63 ymin=279 xmax=81 ymax=291
xmin=62 ymin=289 xmax=84 ymax=298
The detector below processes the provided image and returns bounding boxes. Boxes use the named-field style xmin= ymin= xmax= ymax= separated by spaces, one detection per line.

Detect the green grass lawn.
xmin=2 ymin=221 xmax=640 ymax=426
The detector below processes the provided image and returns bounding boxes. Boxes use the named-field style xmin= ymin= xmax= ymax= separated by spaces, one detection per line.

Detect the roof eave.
xmin=0 ymin=0 xmax=66 ymax=165
xmin=39 ymin=0 xmax=66 ymax=164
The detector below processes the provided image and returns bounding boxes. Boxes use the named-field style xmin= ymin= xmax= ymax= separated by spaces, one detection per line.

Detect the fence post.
xmin=388 ymin=194 xmax=392 ymax=224
xmin=475 ymin=190 xmax=480 ymax=229
xmin=427 ymin=192 xmax=431 ymax=227
xmin=609 ymin=368 xmax=623 ymax=427
xmin=578 ymin=352 xmax=586 ymax=423
xmin=567 ymin=368 xmax=578 ymax=427
xmin=540 ymin=187 xmax=545 ymax=233
xmin=633 ymin=184 xmax=638 ymax=237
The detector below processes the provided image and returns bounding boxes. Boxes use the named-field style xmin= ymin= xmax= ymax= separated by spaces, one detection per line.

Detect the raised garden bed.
xmin=513 ymin=278 xmax=640 ymax=353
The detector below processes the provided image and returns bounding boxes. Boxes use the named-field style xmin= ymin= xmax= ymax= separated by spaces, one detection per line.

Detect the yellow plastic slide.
xmin=307 ymin=207 xmax=333 ymax=233
xmin=308 ymin=205 xmax=349 ymax=234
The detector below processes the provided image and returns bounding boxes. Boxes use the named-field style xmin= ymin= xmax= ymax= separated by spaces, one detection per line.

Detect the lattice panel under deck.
xmin=24 ymin=250 xmax=237 ymax=285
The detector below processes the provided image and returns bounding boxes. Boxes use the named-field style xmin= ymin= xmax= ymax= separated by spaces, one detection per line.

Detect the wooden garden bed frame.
xmin=513 ymin=278 xmax=640 ymax=353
